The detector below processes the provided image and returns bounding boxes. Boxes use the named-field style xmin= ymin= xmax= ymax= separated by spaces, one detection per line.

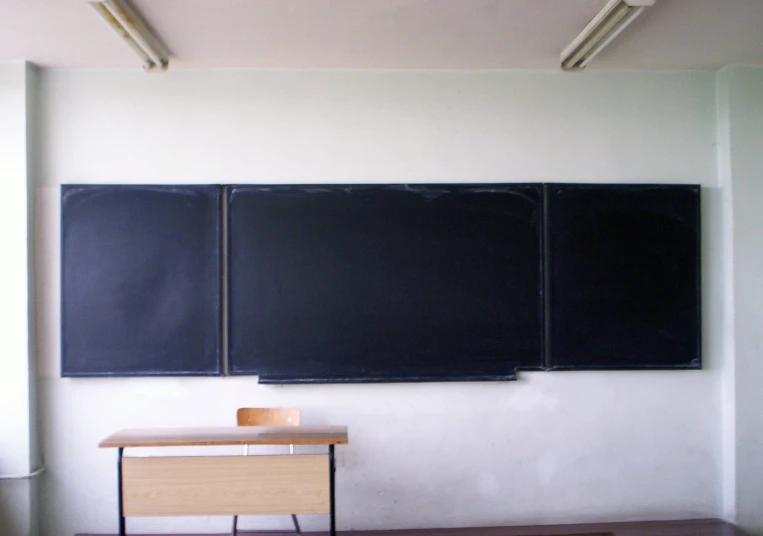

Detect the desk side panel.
xmin=122 ymin=455 xmax=329 ymax=516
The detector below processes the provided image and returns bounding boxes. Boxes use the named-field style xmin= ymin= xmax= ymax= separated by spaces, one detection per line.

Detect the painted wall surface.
xmin=35 ymin=70 xmax=722 ymax=536
xmin=714 ymin=67 xmax=737 ymax=523
xmin=722 ymin=65 xmax=763 ymax=535
xmin=0 ymin=62 xmax=36 ymax=536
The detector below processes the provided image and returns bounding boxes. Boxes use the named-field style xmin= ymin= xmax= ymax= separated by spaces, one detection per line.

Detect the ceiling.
xmin=0 ymin=0 xmax=762 ymax=70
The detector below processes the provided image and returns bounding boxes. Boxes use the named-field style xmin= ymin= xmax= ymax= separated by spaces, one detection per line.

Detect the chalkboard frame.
xmin=59 ymin=182 xmax=703 ymax=381
xmin=544 ymin=183 xmax=702 ymax=371
xmin=60 ymin=184 xmax=224 ymax=377
xmin=227 ymin=183 xmax=546 ymax=383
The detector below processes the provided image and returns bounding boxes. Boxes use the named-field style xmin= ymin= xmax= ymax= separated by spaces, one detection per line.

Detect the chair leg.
xmin=291 ymin=514 xmax=301 ymax=534
xmin=232 ymin=515 xmax=238 ymax=535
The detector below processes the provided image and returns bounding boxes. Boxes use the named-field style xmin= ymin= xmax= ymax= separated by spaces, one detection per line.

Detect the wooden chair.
xmin=232 ymin=408 xmax=302 ymax=535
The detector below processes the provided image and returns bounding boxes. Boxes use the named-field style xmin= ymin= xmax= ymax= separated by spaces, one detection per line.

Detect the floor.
xmin=77 ymin=518 xmax=746 ymax=536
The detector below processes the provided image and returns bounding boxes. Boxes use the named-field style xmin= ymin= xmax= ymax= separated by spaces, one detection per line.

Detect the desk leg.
xmin=117 ymin=447 xmax=125 ymax=536
xmin=329 ymin=445 xmax=336 ymax=536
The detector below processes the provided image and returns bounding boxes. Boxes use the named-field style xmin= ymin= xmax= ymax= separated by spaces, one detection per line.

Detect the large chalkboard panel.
xmin=546 ymin=184 xmax=701 ymax=370
xmin=229 ymin=184 xmax=543 ymax=382
xmin=61 ymin=185 xmax=222 ymax=376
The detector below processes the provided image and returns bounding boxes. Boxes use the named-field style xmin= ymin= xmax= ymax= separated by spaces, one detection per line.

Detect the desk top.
xmin=99 ymin=426 xmax=349 ymax=448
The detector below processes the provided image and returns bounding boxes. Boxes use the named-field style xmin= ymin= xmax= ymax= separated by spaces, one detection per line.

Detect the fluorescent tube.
xmin=90 ymin=0 xmax=169 ymax=72
xmin=561 ymin=0 xmax=656 ymax=71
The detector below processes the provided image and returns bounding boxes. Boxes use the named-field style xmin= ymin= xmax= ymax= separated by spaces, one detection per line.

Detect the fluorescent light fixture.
xmin=561 ymin=0 xmax=655 ymax=71
xmin=90 ymin=0 xmax=169 ymax=71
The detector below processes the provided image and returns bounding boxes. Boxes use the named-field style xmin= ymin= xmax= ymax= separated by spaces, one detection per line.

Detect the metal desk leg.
xmin=117 ymin=447 xmax=125 ymax=536
xmin=329 ymin=445 xmax=336 ymax=536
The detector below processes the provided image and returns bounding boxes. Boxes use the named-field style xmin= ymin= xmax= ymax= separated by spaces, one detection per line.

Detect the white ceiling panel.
xmin=0 ymin=0 xmax=761 ymax=70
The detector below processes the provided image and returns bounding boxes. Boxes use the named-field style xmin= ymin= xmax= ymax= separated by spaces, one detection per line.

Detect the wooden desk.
xmin=99 ymin=426 xmax=349 ymax=536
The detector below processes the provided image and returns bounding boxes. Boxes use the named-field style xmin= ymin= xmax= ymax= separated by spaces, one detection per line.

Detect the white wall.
xmin=718 ymin=65 xmax=763 ymax=536
xmin=0 ymin=62 xmax=37 ymax=536
xmin=35 ymin=70 xmax=722 ymax=536
xmin=714 ymin=66 xmax=737 ymax=523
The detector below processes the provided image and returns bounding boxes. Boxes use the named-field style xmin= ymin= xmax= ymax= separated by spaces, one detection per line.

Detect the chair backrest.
xmin=237 ymin=407 xmax=301 ymax=427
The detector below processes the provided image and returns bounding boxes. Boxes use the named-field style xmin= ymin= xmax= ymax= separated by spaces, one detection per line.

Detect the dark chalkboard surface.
xmin=228 ymin=184 xmax=544 ymax=382
xmin=61 ymin=185 xmax=222 ymax=376
xmin=546 ymin=184 xmax=701 ymax=370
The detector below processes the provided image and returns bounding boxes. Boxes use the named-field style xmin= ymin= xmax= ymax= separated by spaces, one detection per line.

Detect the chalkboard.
xmin=61 ymin=185 xmax=222 ymax=376
xmin=546 ymin=184 xmax=701 ymax=370
xmin=228 ymin=185 xmax=544 ymax=382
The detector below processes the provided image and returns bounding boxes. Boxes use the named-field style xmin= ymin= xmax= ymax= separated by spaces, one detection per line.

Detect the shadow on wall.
xmin=0 ymin=464 xmax=41 ymax=536
xmin=0 ymin=480 xmax=25 ymax=536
